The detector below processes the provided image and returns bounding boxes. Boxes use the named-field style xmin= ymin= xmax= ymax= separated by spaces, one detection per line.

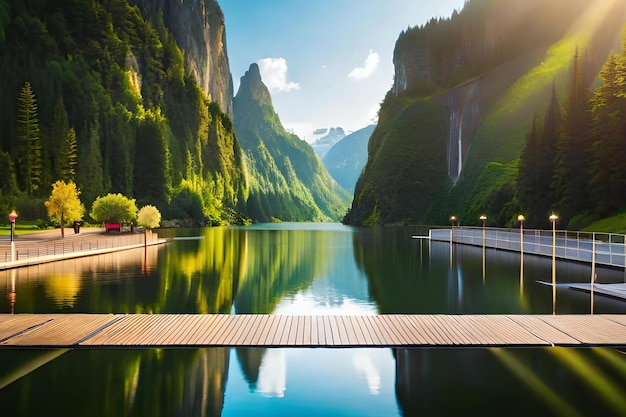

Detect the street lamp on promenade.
xmin=479 ymin=215 xmax=487 ymax=241
xmin=450 ymin=216 xmax=457 ymax=243
xmin=8 ymin=210 xmax=17 ymax=262
xmin=549 ymin=214 xmax=559 ymax=314
xmin=480 ymin=215 xmax=487 ymax=282
xmin=8 ymin=210 xmax=17 ymax=242
xmin=518 ymin=215 xmax=525 ymax=295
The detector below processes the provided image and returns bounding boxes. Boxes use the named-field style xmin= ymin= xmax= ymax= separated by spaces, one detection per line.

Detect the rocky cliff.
xmin=130 ymin=0 xmax=233 ymax=115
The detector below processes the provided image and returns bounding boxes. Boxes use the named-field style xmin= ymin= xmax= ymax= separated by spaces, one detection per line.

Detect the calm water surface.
xmin=0 ymin=223 xmax=625 ymax=416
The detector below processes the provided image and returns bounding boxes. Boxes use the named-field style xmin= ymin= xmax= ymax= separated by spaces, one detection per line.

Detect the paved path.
xmin=1 ymin=314 xmax=625 ymax=348
xmin=0 ymin=228 xmax=164 ymax=270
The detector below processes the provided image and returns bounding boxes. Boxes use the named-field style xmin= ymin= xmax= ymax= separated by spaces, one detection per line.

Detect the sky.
xmin=218 ymin=0 xmax=467 ymax=141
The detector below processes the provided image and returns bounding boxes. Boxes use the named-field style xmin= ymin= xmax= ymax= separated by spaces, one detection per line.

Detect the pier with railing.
xmin=427 ymin=227 xmax=626 ymax=269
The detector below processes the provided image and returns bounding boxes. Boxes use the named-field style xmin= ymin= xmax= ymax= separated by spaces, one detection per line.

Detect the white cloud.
xmin=348 ymin=50 xmax=380 ymax=80
xmin=257 ymin=57 xmax=300 ymax=92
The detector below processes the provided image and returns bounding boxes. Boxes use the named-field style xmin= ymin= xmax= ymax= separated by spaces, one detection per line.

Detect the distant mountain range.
xmin=323 ymin=125 xmax=375 ymax=193
xmin=310 ymin=127 xmax=346 ymax=158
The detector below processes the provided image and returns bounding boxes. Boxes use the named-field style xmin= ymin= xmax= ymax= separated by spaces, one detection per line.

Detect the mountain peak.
xmin=235 ymin=63 xmax=273 ymax=109
xmin=245 ymin=63 xmax=262 ymax=84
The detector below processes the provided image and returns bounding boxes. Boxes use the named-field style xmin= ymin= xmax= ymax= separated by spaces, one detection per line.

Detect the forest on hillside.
xmin=346 ymin=0 xmax=626 ymax=229
xmin=0 ymin=0 xmax=247 ymax=226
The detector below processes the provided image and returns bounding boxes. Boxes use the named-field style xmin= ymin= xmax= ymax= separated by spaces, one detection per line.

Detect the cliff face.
xmin=392 ymin=0 xmax=586 ymax=96
xmin=346 ymin=0 xmax=626 ymax=227
xmin=130 ymin=0 xmax=233 ymax=116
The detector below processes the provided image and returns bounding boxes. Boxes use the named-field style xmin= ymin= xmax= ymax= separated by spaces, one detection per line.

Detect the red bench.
xmin=105 ymin=223 xmax=121 ymax=232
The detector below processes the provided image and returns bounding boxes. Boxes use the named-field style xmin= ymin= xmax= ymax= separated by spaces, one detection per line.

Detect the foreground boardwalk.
xmin=1 ymin=314 xmax=626 ymax=348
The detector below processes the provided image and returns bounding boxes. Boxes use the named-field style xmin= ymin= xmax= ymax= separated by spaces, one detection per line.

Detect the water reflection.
xmin=0 ymin=347 xmax=624 ymax=416
xmin=0 ymin=348 xmax=230 ymax=417
xmin=395 ymin=348 xmax=626 ymax=417
xmin=2 ymin=224 xmax=625 ymax=315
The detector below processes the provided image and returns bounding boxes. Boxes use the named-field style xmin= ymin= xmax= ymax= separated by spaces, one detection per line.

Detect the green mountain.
xmin=233 ymin=63 xmax=351 ymax=222
xmin=323 ymin=125 xmax=375 ymax=193
xmin=345 ymin=0 xmax=626 ymax=227
xmin=0 ymin=0 xmax=247 ymax=225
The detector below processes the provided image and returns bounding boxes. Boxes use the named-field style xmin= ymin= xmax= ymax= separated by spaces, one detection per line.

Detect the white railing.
xmin=0 ymin=231 xmax=160 ymax=266
xmin=429 ymin=227 xmax=626 ymax=268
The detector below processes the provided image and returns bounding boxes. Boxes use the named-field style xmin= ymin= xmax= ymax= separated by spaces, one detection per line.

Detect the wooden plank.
xmin=360 ymin=316 xmax=384 ymax=345
xmin=271 ymin=316 xmax=288 ymax=345
xmin=1 ymin=314 xmax=117 ymax=346
xmin=309 ymin=316 xmax=319 ymax=345
xmin=79 ymin=315 xmax=133 ymax=346
xmin=329 ymin=316 xmax=343 ymax=345
xmin=538 ymin=315 xmax=626 ymax=345
xmin=352 ymin=316 xmax=375 ymax=345
xmin=332 ymin=316 xmax=349 ymax=345
xmin=171 ymin=315 xmax=214 ymax=345
xmin=346 ymin=316 xmax=366 ymax=345
xmin=228 ymin=315 xmax=256 ymax=345
xmin=286 ymin=316 xmax=298 ymax=346
xmin=398 ymin=315 xmax=433 ymax=345
xmin=423 ymin=315 xmax=464 ymax=345
xmin=240 ymin=314 xmax=263 ymax=346
xmin=280 ymin=316 xmax=294 ymax=346
xmin=187 ymin=315 xmax=221 ymax=345
xmin=149 ymin=314 xmax=177 ymax=346
xmin=604 ymin=314 xmax=626 ymax=326
xmin=322 ymin=315 xmax=333 ymax=345
xmin=379 ymin=315 xmax=411 ymax=345
xmin=507 ymin=315 xmax=581 ymax=345
xmin=250 ymin=315 xmax=272 ymax=346
xmin=370 ymin=315 xmax=401 ymax=345
xmin=302 ymin=316 xmax=312 ymax=345
xmin=0 ymin=315 xmax=53 ymax=342
xmin=200 ymin=315 xmax=232 ymax=345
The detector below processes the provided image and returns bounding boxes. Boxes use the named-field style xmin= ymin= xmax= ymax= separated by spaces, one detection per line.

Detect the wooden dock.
xmin=1 ymin=314 xmax=626 ymax=348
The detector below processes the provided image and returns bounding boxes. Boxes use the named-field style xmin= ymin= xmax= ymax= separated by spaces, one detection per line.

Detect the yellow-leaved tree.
xmin=45 ymin=180 xmax=85 ymax=238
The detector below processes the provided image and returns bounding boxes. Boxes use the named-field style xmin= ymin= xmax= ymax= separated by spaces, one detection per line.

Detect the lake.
xmin=1 ymin=223 xmax=625 ymax=416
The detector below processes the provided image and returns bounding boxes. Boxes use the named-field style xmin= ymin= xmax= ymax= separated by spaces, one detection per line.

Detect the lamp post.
xmin=8 ymin=210 xmax=17 ymax=242
xmin=479 ymin=215 xmax=487 ymax=243
xmin=549 ymin=214 xmax=559 ymax=314
xmin=480 ymin=215 xmax=487 ymax=282
xmin=518 ymin=215 xmax=525 ymax=295
xmin=8 ymin=210 xmax=17 ymax=262
xmin=450 ymin=216 xmax=457 ymax=243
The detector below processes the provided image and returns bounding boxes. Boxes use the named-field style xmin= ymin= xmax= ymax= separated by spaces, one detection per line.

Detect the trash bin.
xmin=73 ymin=221 xmax=80 ymax=234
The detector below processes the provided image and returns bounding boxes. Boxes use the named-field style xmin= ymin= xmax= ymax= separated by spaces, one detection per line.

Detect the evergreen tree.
xmin=552 ymin=50 xmax=593 ymax=225
xmin=133 ymin=109 xmax=172 ymax=208
xmin=77 ymin=126 xmax=104 ymax=209
xmin=515 ymin=88 xmax=561 ymax=228
xmin=60 ymin=127 xmax=78 ymax=181
xmin=590 ymin=32 xmax=626 ymax=216
xmin=16 ymin=81 xmax=42 ymax=196
xmin=49 ymin=97 xmax=70 ymax=180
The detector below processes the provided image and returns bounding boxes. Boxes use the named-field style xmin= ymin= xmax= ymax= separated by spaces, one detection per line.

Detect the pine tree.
xmin=77 ymin=126 xmax=104 ymax=208
xmin=49 ymin=98 xmax=70 ymax=180
xmin=516 ymin=88 xmax=562 ymax=228
xmin=60 ymin=127 xmax=78 ymax=181
xmin=552 ymin=50 xmax=593 ymax=225
xmin=590 ymin=31 xmax=626 ymax=216
xmin=17 ymin=81 xmax=42 ymax=196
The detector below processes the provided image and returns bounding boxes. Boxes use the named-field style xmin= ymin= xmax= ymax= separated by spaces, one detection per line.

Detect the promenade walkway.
xmin=1 ymin=313 xmax=625 ymax=348
xmin=0 ymin=228 xmax=165 ymax=270
xmin=428 ymin=227 xmax=626 ymax=269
